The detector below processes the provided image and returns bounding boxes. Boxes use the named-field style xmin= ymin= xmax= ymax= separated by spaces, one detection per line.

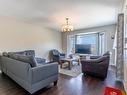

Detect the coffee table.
xmin=60 ymin=58 xmax=80 ymax=70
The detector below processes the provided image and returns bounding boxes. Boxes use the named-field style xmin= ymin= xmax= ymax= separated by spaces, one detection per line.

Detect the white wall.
xmin=62 ymin=24 xmax=116 ymax=64
xmin=0 ymin=16 xmax=62 ymax=61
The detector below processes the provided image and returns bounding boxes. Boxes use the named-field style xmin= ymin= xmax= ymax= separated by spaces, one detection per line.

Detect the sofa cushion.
xmin=8 ymin=51 xmax=26 ymax=56
xmin=9 ymin=54 xmax=37 ymax=67
xmin=9 ymin=54 xmax=19 ymax=60
xmin=7 ymin=50 xmax=35 ymax=56
xmin=15 ymin=51 xmax=26 ymax=55
xmin=8 ymin=52 xmax=14 ymax=57
xmin=25 ymin=50 xmax=35 ymax=57
xmin=2 ymin=52 xmax=9 ymax=57
xmin=35 ymin=57 xmax=46 ymax=64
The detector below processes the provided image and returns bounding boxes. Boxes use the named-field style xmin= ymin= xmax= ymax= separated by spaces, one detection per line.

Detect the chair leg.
xmin=54 ymin=80 xmax=58 ymax=86
xmin=60 ymin=63 xmax=63 ymax=69
xmin=78 ymin=59 xmax=80 ymax=65
xmin=68 ymin=61 xmax=71 ymax=70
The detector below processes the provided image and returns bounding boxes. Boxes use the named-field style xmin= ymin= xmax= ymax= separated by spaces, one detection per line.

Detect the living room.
xmin=0 ymin=0 xmax=127 ymax=95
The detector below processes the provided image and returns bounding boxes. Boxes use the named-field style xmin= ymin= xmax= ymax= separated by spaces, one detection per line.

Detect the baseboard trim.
xmin=124 ymin=81 xmax=127 ymax=93
xmin=115 ymin=78 xmax=127 ymax=93
xmin=110 ymin=64 xmax=116 ymax=66
xmin=116 ymin=78 xmax=123 ymax=82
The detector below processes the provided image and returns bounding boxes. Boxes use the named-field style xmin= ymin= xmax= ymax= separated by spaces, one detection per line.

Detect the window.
xmin=76 ymin=33 xmax=98 ymax=55
xmin=99 ymin=32 xmax=105 ymax=55
xmin=67 ymin=32 xmax=105 ymax=55
xmin=67 ymin=35 xmax=75 ymax=55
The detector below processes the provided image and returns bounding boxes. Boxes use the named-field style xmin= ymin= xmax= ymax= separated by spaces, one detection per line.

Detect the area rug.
xmin=59 ymin=62 xmax=82 ymax=77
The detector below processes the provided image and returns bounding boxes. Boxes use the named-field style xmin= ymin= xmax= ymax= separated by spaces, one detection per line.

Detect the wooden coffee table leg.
xmin=60 ymin=61 xmax=63 ymax=69
xmin=78 ymin=59 xmax=80 ymax=65
xmin=68 ymin=61 xmax=71 ymax=70
xmin=60 ymin=64 xmax=62 ymax=68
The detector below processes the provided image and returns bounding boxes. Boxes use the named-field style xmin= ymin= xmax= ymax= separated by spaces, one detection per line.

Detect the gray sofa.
xmin=0 ymin=50 xmax=58 ymax=94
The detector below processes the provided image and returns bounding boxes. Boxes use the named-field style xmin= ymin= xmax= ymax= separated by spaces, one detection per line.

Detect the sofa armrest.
xmin=82 ymin=56 xmax=109 ymax=63
xmin=30 ymin=62 xmax=58 ymax=83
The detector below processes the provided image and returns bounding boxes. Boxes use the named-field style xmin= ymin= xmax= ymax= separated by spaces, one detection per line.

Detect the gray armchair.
xmin=50 ymin=49 xmax=65 ymax=63
xmin=81 ymin=54 xmax=110 ymax=79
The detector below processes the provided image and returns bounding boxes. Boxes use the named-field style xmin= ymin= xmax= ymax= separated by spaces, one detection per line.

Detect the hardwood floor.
xmin=0 ymin=66 xmax=124 ymax=95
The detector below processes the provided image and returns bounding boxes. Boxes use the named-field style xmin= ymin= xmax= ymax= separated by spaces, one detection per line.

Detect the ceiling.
xmin=0 ymin=0 xmax=124 ymax=31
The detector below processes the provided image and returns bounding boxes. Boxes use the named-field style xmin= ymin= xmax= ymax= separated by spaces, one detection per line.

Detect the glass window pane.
xmin=67 ymin=35 xmax=75 ymax=55
xmin=76 ymin=34 xmax=98 ymax=54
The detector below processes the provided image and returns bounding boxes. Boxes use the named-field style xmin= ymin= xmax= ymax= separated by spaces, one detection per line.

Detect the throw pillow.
xmin=2 ymin=52 xmax=8 ymax=57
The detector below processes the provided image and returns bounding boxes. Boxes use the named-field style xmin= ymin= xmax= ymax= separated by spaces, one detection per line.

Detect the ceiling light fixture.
xmin=62 ymin=18 xmax=73 ymax=32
